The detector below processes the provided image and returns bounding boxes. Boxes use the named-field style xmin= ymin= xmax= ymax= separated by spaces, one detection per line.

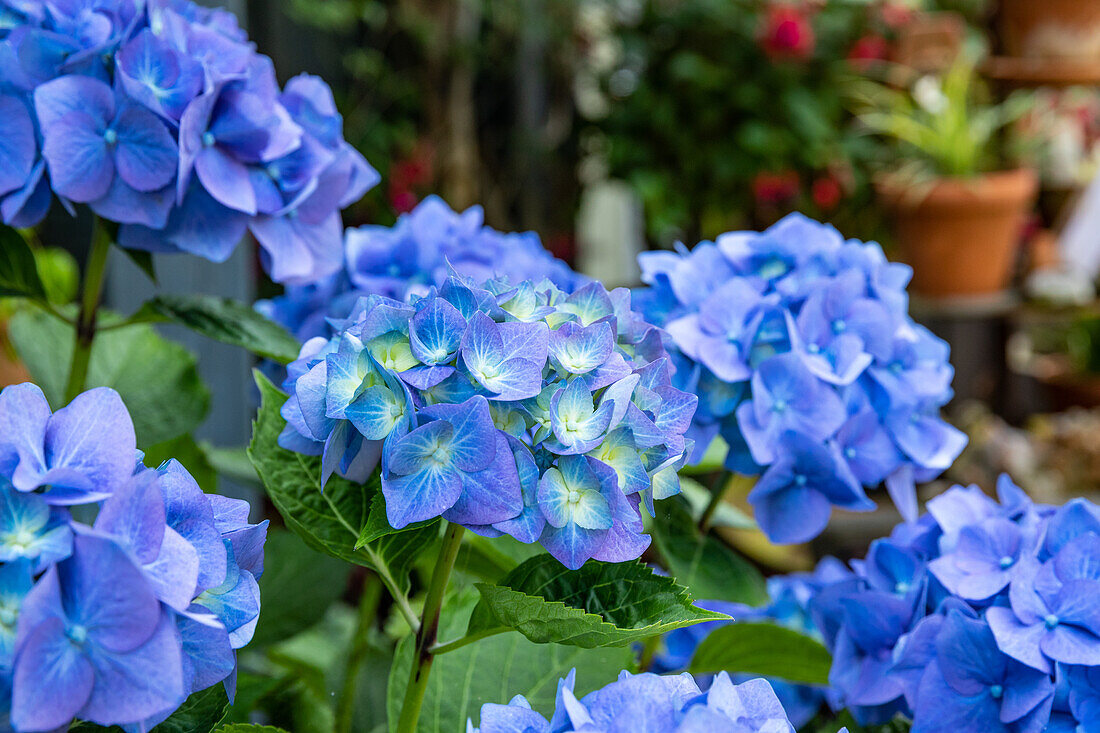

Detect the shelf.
xmin=983 ymin=56 xmax=1100 ymax=87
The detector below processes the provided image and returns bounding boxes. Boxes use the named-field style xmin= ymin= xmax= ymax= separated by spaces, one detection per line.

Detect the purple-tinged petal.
xmin=33 ymin=74 xmax=113 ymax=129
xmin=0 ymin=95 xmax=35 ymax=197
xmin=986 ymin=607 xmax=1051 ymax=674
xmin=41 ymin=112 xmax=113 ymax=202
xmin=444 ymin=432 xmax=522 ymax=526
xmin=382 ymin=464 xmax=462 ymax=529
xmin=10 ymin=616 xmax=94 ymax=731
xmin=194 ymin=146 xmax=255 ymax=214
xmin=77 ymin=609 xmax=185 ymax=727
xmin=113 ymin=104 xmax=178 ymax=192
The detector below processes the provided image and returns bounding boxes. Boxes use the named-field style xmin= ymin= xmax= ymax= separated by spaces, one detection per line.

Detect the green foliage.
xmin=852 ymin=57 xmax=1031 ymax=178
xmin=249 ymin=371 xmax=436 ymax=592
xmin=466 ymin=554 xmax=727 ymax=648
xmin=804 ymin=710 xmax=912 ymax=733
xmin=214 ymin=726 xmax=291 ymax=733
xmin=252 ymin=530 xmax=353 ymax=646
xmin=132 ymin=294 xmax=302 ymax=364
xmin=0 ymin=226 xmax=47 ymax=301
xmin=689 ymin=621 xmax=832 ymax=685
xmin=387 ymin=588 xmax=635 ymax=733
xmin=650 ymin=498 xmax=768 ymax=605
xmin=595 ymin=0 xmax=884 ymax=241
xmin=9 ymin=307 xmax=209 ymax=447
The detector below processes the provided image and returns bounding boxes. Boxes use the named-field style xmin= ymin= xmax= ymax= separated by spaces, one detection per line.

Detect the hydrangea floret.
xmin=277 ymin=274 xmax=696 ymax=569
xmin=258 ymin=195 xmax=587 ymax=342
xmin=467 ymin=668 xmax=823 ymax=733
xmin=635 ymin=213 xmax=966 ymax=543
xmin=799 ymin=475 xmax=1100 ymax=732
xmin=652 ymin=559 xmax=850 ymax=728
xmin=0 ymin=0 xmax=378 ymax=283
xmin=0 ymin=382 xmax=267 ymax=731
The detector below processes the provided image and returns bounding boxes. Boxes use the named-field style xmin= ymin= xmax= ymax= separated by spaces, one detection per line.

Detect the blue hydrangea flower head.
xmin=468 ymin=668 xmax=809 ymax=732
xmin=258 ymin=195 xmax=588 ymax=343
xmin=0 ymin=0 xmax=377 ymax=283
xmin=784 ymin=475 xmax=1100 ymax=732
xmin=0 ymin=382 xmax=267 ymax=731
xmin=636 ymin=213 xmax=966 ymax=543
xmin=278 ymin=274 xmax=696 ymax=569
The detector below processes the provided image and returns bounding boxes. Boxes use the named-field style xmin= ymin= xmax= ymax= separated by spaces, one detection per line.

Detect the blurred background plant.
xmin=850 ymin=55 xmax=1034 ymax=182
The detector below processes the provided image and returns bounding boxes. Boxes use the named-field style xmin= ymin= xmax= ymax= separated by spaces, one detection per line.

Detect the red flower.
xmin=879 ymin=1 xmax=914 ymax=30
xmin=811 ymin=176 xmax=843 ymax=211
xmin=752 ymin=171 xmax=801 ymax=206
xmin=760 ymin=5 xmax=815 ymax=61
xmin=389 ymin=188 xmax=418 ymax=214
xmin=848 ymin=35 xmax=889 ymax=70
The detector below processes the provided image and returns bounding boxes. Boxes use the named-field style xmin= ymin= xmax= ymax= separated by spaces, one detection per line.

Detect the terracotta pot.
xmin=875 ymin=168 xmax=1038 ymax=297
xmin=1001 ymin=0 xmax=1100 ymax=60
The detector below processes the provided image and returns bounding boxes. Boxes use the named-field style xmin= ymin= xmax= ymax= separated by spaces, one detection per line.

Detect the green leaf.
xmin=355 ymin=490 xmax=437 ymax=548
xmin=466 ymin=555 xmax=727 ymax=648
xmin=8 ymin=307 xmax=209 ymax=447
xmin=251 ymin=529 xmax=351 ymax=646
xmin=214 ymin=726 xmax=290 ymax=733
xmin=134 ymin=294 xmax=301 ymax=363
xmin=152 ymin=685 xmax=230 ymax=733
xmin=689 ymin=622 xmax=832 ymax=685
xmin=0 ymin=225 xmax=47 ymax=300
xmin=650 ymin=498 xmax=768 ymax=605
xmin=119 ymin=247 xmax=157 ymax=284
xmin=248 ymin=371 xmax=435 ymax=591
xmin=387 ymin=588 xmax=635 ymax=733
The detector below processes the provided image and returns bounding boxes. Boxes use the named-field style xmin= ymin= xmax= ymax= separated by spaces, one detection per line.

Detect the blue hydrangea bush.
xmin=0 ymin=383 xmax=266 ymax=732
xmin=635 ymin=214 xmax=967 ymax=543
xmin=0 ymin=0 xmax=376 ymax=282
xmin=778 ymin=476 xmax=1100 ymax=732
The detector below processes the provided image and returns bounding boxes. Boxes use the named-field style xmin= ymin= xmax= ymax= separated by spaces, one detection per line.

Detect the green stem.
xmin=395 ymin=522 xmax=465 ymax=733
xmin=639 ymin=635 xmax=663 ymax=672
xmin=335 ymin=574 xmax=383 ymax=733
xmin=64 ymin=219 xmax=111 ymax=403
xmin=429 ymin=625 xmax=507 ymax=655
xmin=699 ymin=470 xmax=734 ymax=533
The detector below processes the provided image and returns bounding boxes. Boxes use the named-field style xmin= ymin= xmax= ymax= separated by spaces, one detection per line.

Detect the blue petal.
xmin=409 ymin=297 xmax=466 ymax=365
xmin=382 ymin=464 xmax=463 ymax=529
xmin=113 ymin=103 xmax=178 ymax=192
xmin=419 ymin=396 xmax=497 ymax=472
xmin=387 ymin=420 xmax=455 ymax=475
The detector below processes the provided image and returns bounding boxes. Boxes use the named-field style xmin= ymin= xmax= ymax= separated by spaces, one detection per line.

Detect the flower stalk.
xmin=394 ymin=521 xmax=465 ymax=733
xmin=699 ymin=470 xmax=734 ymax=533
xmin=64 ymin=218 xmax=111 ymax=403
xmin=335 ymin=574 xmax=383 ymax=733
